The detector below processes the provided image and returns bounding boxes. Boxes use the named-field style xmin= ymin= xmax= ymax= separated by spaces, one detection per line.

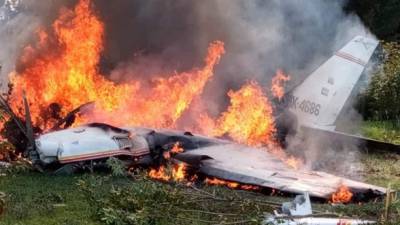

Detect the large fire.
xmin=6 ymin=0 xmax=301 ymax=182
xmin=9 ymin=0 xmax=225 ymax=130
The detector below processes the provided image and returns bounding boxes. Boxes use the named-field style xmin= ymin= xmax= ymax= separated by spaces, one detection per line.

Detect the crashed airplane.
xmin=0 ymin=35 xmax=391 ymax=201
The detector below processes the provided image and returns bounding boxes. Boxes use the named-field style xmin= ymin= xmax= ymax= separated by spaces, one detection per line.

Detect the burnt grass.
xmin=0 ymin=122 xmax=399 ymax=224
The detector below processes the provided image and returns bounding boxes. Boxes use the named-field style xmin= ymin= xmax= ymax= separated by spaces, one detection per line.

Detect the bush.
xmin=360 ymin=41 xmax=400 ymax=121
xmin=106 ymin=157 xmax=126 ymax=177
xmin=77 ymin=175 xmax=271 ymax=225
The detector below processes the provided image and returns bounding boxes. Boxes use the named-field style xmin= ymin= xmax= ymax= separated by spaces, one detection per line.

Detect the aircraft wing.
xmin=176 ymin=143 xmax=386 ymax=199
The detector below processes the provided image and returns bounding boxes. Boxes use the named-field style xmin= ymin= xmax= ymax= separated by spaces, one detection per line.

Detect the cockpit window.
xmin=113 ymin=137 xmax=132 ymax=150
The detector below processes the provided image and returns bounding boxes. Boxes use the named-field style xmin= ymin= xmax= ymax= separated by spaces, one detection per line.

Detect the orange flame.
xmin=9 ymin=0 xmax=224 ymax=130
xmin=240 ymin=184 xmax=260 ymax=191
xmin=162 ymin=152 xmax=171 ymax=160
xmin=285 ymin=156 xmax=302 ymax=170
xmin=7 ymin=0 xmax=302 ymax=173
xmin=331 ymin=185 xmax=353 ymax=203
xmin=148 ymin=166 xmax=170 ymax=181
xmin=171 ymin=142 xmax=184 ymax=154
xmin=163 ymin=142 xmax=184 ymax=160
xmin=172 ymin=163 xmax=186 ymax=181
xmin=148 ymin=163 xmax=187 ymax=182
xmin=195 ymin=81 xmax=302 ymax=169
xmin=213 ymin=81 xmax=276 ymax=147
xmin=150 ymin=142 xmax=187 ymax=181
xmin=205 ymin=177 xmax=259 ymax=190
xmin=206 ymin=177 xmax=240 ymax=188
xmin=271 ymin=69 xmax=290 ymax=100
xmin=10 ymin=0 xmax=111 ymax=128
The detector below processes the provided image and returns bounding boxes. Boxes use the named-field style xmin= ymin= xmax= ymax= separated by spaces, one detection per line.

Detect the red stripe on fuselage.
xmin=59 ymin=148 xmax=149 ymax=164
xmin=335 ymin=51 xmax=367 ymax=66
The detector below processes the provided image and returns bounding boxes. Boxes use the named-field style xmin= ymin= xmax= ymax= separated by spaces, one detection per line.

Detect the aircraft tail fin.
xmin=286 ymin=36 xmax=379 ymax=131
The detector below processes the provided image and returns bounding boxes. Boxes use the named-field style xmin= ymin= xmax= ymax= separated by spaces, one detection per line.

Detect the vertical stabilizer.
xmin=286 ymin=36 xmax=378 ymax=130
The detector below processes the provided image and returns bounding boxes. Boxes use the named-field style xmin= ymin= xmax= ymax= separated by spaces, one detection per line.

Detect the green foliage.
xmin=346 ymin=0 xmax=400 ymax=39
xmin=78 ymin=175 xmax=270 ymax=225
xmin=362 ymin=121 xmax=400 ymax=144
xmin=361 ymin=41 xmax=400 ymax=121
xmin=0 ymin=143 xmax=399 ymax=225
xmin=0 ymin=191 xmax=5 ymax=216
xmin=0 ymin=169 xmax=400 ymax=224
xmin=106 ymin=157 xmax=126 ymax=177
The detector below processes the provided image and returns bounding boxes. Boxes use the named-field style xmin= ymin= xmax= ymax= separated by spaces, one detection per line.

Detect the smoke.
xmin=0 ymin=0 xmax=372 ymax=98
xmin=0 ymin=0 xmax=375 ymax=178
xmin=92 ymin=0 xmax=372 ymax=179
xmin=0 ymin=0 xmax=73 ymax=88
xmin=91 ymin=0 xmax=373 ymax=114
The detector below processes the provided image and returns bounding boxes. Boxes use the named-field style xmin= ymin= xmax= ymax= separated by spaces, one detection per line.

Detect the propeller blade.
xmin=22 ymin=91 xmax=34 ymax=153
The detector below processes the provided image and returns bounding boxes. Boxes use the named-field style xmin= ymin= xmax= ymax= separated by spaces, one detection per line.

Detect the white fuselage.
xmin=35 ymin=125 xmax=150 ymax=164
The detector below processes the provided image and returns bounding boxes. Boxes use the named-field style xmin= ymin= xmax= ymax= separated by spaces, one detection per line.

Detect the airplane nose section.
xmin=35 ymin=139 xmax=60 ymax=157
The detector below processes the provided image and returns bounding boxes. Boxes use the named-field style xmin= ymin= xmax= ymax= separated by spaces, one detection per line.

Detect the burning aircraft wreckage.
xmin=0 ymin=0 xmax=394 ymax=206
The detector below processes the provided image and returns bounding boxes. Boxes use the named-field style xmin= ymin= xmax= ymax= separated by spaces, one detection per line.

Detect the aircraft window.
xmin=114 ymin=137 xmax=133 ymax=150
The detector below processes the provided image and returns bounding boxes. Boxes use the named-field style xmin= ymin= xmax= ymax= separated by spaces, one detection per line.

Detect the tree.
xmin=346 ymin=0 xmax=400 ymax=40
xmin=361 ymin=41 xmax=400 ymax=121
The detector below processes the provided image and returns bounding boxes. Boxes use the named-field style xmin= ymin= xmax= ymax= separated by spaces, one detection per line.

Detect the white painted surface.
xmin=289 ymin=36 xmax=379 ymax=130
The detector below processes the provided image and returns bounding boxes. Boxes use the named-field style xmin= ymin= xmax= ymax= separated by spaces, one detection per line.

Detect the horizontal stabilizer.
xmin=301 ymin=126 xmax=400 ymax=154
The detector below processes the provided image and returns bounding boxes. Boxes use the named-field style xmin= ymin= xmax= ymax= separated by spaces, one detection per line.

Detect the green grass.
xmin=0 ymin=168 xmax=398 ymax=224
xmin=362 ymin=152 xmax=400 ymax=190
xmin=0 ymin=172 xmax=101 ymax=225
xmin=360 ymin=121 xmax=400 ymax=189
xmin=0 ymin=171 xmax=279 ymax=225
xmin=362 ymin=121 xmax=400 ymax=145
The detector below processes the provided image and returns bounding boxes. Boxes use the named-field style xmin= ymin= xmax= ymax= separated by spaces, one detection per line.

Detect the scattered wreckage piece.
xmin=263 ymin=193 xmax=376 ymax=225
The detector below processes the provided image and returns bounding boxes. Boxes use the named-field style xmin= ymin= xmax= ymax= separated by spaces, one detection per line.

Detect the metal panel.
xmin=181 ymin=144 xmax=386 ymax=199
